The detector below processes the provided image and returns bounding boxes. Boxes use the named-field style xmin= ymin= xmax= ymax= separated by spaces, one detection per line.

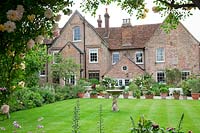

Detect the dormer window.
xmin=73 ymin=26 xmax=81 ymax=42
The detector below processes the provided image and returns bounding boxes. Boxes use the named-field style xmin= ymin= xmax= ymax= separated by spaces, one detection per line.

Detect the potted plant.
xmin=96 ymin=85 xmax=106 ymax=97
xmin=160 ymin=85 xmax=169 ymax=99
xmin=181 ymin=80 xmax=190 ymax=100
xmin=187 ymin=78 xmax=200 ymax=100
xmin=128 ymin=82 xmax=139 ymax=96
xmin=144 ymin=90 xmax=154 ymax=99
xmin=134 ymin=89 xmax=141 ymax=99
xmin=123 ymin=88 xmax=129 ymax=99
xmin=90 ymin=89 xmax=98 ymax=98
xmin=173 ymin=90 xmax=180 ymax=100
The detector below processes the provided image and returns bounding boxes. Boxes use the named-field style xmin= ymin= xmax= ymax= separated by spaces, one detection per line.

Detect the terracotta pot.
xmin=191 ymin=93 xmax=199 ymax=100
xmin=145 ymin=94 xmax=154 ymax=99
xmin=173 ymin=94 xmax=180 ymax=100
xmin=123 ymin=93 xmax=129 ymax=99
xmin=90 ymin=94 xmax=98 ymax=98
xmin=77 ymin=92 xmax=85 ymax=98
xmin=160 ymin=93 xmax=168 ymax=99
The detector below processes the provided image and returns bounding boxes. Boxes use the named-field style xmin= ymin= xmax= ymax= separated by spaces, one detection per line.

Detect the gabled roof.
xmin=96 ymin=24 xmax=160 ymax=50
xmin=59 ymin=41 xmax=84 ymax=54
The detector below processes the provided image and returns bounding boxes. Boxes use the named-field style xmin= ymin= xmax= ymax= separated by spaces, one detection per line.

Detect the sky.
xmin=59 ymin=1 xmax=200 ymax=41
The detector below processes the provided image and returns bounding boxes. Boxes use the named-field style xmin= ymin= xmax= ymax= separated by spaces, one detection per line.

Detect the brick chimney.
xmin=121 ymin=18 xmax=133 ymax=46
xmin=104 ymin=8 xmax=110 ymax=37
xmin=97 ymin=15 xmax=102 ymax=28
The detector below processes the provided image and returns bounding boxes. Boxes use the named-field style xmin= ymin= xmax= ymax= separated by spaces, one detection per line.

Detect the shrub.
xmin=8 ymin=88 xmax=43 ymax=112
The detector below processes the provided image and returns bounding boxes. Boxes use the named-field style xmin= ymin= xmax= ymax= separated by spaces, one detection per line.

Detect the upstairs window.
xmin=156 ymin=48 xmax=165 ymax=62
xmin=112 ymin=52 xmax=119 ymax=64
xmin=89 ymin=49 xmax=98 ymax=63
xmin=73 ymin=26 xmax=81 ymax=41
xmin=135 ymin=51 xmax=143 ymax=64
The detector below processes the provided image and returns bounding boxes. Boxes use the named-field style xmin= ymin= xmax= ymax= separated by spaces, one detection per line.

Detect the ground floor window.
xmin=39 ymin=64 xmax=46 ymax=76
xmin=157 ymin=71 xmax=165 ymax=83
xmin=115 ymin=79 xmax=130 ymax=87
xmin=182 ymin=71 xmax=190 ymax=80
xmin=88 ymin=70 xmax=100 ymax=80
xmin=68 ymin=75 xmax=76 ymax=85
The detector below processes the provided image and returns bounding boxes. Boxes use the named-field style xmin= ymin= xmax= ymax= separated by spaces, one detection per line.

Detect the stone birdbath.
xmin=106 ymin=89 xmax=123 ymax=112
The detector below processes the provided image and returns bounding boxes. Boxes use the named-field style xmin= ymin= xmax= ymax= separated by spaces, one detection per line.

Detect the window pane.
xmin=89 ymin=71 xmax=99 ymax=80
xmin=112 ymin=52 xmax=119 ymax=64
xmin=157 ymin=71 xmax=165 ymax=83
xmin=182 ymin=71 xmax=190 ymax=80
xmin=136 ymin=51 xmax=143 ymax=63
xmin=73 ymin=26 xmax=81 ymax=41
xmin=156 ymin=48 xmax=164 ymax=62
xmin=125 ymin=79 xmax=130 ymax=86
xmin=89 ymin=49 xmax=98 ymax=63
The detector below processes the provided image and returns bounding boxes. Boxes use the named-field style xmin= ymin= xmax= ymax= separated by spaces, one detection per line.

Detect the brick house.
xmin=41 ymin=10 xmax=200 ymax=86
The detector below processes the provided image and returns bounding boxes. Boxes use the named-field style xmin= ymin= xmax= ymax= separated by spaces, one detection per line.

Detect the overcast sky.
xmin=59 ymin=1 xmax=200 ymax=41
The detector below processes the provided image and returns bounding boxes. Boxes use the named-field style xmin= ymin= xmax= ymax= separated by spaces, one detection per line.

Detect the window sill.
xmin=40 ymin=75 xmax=46 ymax=77
xmin=155 ymin=61 xmax=165 ymax=64
xmin=89 ymin=62 xmax=98 ymax=64
xmin=135 ymin=62 xmax=144 ymax=65
xmin=73 ymin=40 xmax=81 ymax=43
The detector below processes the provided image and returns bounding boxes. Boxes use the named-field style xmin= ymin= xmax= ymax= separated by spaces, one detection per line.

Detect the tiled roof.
xmin=95 ymin=24 xmax=160 ymax=50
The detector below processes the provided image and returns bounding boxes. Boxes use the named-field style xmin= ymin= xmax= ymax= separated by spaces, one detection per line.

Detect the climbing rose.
xmin=27 ymin=39 xmax=35 ymax=49
xmin=44 ymin=9 xmax=53 ymax=19
xmin=4 ymin=21 xmax=16 ymax=32
xmin=35 ymin=35 xmax=44 ymax=44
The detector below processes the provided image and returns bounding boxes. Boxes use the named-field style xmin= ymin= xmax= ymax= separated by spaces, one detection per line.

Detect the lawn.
xmin=0 ymin=98 xmax=200 ymax=133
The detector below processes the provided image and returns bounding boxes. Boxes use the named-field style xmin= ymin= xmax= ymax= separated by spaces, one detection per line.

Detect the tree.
xmin=0 ymin=0 xmax=73 ymax=104
xmin=51 ymin=55 xmax=80 ymax=85
xmin=81 ymin=0 xmax=199 ymax=32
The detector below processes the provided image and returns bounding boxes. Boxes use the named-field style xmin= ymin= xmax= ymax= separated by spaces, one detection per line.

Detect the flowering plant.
xmin=0 ymin=0 xmax=73 ymax=104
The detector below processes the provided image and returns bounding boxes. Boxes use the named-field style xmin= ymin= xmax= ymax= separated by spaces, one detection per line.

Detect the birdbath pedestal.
xmin=106 ymin=89 xmax=123 ymax=112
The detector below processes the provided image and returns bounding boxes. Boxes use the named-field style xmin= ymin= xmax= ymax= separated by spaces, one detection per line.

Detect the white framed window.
xmin=135 ymin=51 xmax=143 ymax=64
xmin=52 ymin=51 xmax=59 ymax=64
xmin=112 ymin=52 xmax=119 ymax=64
xmin=68 ymin=75 xmax=76 ymax=85
xmin=157 ymin=71 xmax=165 ymax=83
xmin=88 ymin=71 xmax=100 ymax=80
xmin=115 ymin=79 xmax=130 ymax=87
xmin=156 ymin=48 xmax=165 ymax=62
xmin=73 ymin=26 xmax=81 ymax=42
xmin=89 ymin=49 xmax=98 ymax=63
xmin=182 ymin=71 xmax=190 ymax=80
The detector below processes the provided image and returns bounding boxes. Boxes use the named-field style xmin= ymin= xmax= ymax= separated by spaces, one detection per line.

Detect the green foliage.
xmin=101 ymin=77 xmax=116 ymax=89
xmin=186 ymin=78 xmax=200 ymax=93
xmin=165 ymin=68 xmax=182 ymax=87
xmin=89 ymin=78 xmax=99 ymax=85
xmin=25 ymin=45 xmax=50 ymax=87
xmin=130 ymin=113 xmax=185 ymax=133
xmin=72 ymin=100 xmax=80 ymax=133
xmin=98 ymin=104 xmax=104 ymax=133
xmin=128 ymin=82 xmax=138 ymax=91
xmin=0 ymin=0 xmax=73 ymax=104
xmin=8 ymin=88 xmax=43 ymax=112
xmin=51 ymin=56 xmax=80 ymax=85
xmin=81 ymin=0 xmax=196 ymax=32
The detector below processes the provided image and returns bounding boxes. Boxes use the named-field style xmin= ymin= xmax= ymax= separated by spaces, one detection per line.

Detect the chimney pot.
xmin=97 ymin=15 xmax=102 ymax=28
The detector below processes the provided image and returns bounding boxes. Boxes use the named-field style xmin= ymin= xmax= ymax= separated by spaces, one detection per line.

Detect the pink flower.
xmin=27 ymin=39 xmax=35 ymax=49
xmin=44 ymin=9 xmax=53 ymax=19
xmin=4 ymin=21 xmax=16 ymax=33
xmin=7 ymin=10 xmax=19 ymax=21
xmin=53 ymin=29 xmax=60 ymax=38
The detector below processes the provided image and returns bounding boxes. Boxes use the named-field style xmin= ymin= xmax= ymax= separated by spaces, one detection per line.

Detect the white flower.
xmin=35 ymin=35 xmax=44 ymax=44
xmin=18 ymin=81 xmax=25 ymax=88
xmin=44 ymin=9 xmax=53 ymax=19
xmin=19 ymin=53 xmax=25 ymax=59
xmin=20 ymin=62 xmax=25 ymax=70
xmin=7 ymin=10 xmax=18 ymax=21
xmin=16 ymin=5 xmax=24 ymax=14
xmin=4 ymin=21 xmax=16 ymax=33
xmin=55 ymin=14 xmax=61 ymax=22
xmin=27 ymin=39 xmax=35 ymax=49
